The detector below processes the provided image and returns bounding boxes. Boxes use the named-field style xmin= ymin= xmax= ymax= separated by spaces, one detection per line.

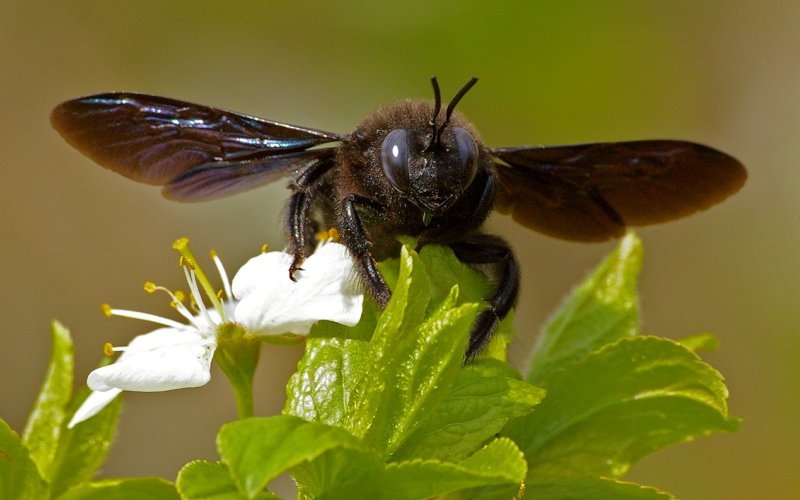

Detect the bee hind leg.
xmin=449 ymin=235 xmax=519 ymax=361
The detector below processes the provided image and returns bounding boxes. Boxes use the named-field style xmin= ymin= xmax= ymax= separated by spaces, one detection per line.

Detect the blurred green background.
xmin=1 ymin=1 xmax=797 ymax=498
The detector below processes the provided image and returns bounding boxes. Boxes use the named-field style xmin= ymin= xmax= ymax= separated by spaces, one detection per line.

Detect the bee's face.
xmin=379 ymin=126 xmax=479 ymax=214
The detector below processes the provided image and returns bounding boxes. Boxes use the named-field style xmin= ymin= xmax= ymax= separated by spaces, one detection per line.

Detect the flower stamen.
xmin=173 ymin=237 xmax=226 ymax=320
xmin=182 ymin=264 xmax=213 ymax=325
xmin=210 ymin=249 xmax=233 ymax=301
xmin=143 ymin=281 xmax=195 ymax=323
xmin=101 ymin=303 xmax=184 ymax=329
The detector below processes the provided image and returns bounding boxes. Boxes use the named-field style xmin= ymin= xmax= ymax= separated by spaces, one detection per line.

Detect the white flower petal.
xmin=232 ymin=242 xmax=363 ymax=335
xmin=231 ymin=251 xmax=294 ymax=301
xmin=67 ymin=388 xmax=122 ymax=428
xmin=88 ymin=328 xmax=215 ymax=392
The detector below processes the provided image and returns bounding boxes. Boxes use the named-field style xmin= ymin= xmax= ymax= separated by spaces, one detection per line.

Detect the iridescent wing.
xmin=492 ymin=140 xmax=747 ymax=241
xmin=51 ymin=93 xmax=343 ymax=200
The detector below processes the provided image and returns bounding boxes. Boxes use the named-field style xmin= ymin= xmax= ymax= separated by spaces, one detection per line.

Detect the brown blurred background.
xmin=1 ymin=2 xmax=798 ymax=498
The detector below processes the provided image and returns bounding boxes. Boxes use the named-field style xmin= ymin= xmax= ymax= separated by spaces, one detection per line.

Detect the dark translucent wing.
xmin=163 ymin=150 xmax=333 ymax=202
xmin=492 ymin=140 xmax=747 ymax=241
xmin=51 ymin=93 xmax=342 ymax=185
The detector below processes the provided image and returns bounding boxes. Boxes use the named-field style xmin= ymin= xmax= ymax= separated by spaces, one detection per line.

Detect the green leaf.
xmin=218 ymin=415 xmax=362 ymax=498
xmin=291 ymin=446 xmax=383 ymax=500
xmin=452 ymin=476 xmax=673 ymax=500
xmin=362 ymin=290 xmax=479 ymax=455
xmin=177 ymin=460 xmax=283 ymax=500
xmin=0 ymin=419 xmax=48 ymax=499
xmin=417 ymin=244 xmax=488 ymax=308
xmin=526 ymin=232 xmax=642 ymax=385
xmin=523 ymin=477 xmax=674 ymax=500
xmin=58 ymin=478 xmax=179 ymax=499
xmin=284 ymin=336 xmax=370 ymax=427
xmin=296 ymin=438 xmax=526 ymax=500
xmin=480 ymin=310 xmax=515 ymax=363
xmin=505 ymin=336 xmax=739 ymax=479
xmin=392 ymin=359 xmax=544 ymax=462
xmin=379 ymin=438 xmax=526 ymax=500
xmin=48 ymin=386 xmax=122 ymax=497
xmin=22 ymin=320 xmax=74 ymax=480
xmin=334 ymin=245 xmax=433 ymax=443
xmin=287 ymin=244 xmax=481 ymax=458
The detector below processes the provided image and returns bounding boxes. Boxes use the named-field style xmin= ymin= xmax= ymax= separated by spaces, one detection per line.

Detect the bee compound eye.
xmin=380 ymin=129 xmax=410 ymax=192
xmin=453 ymin=127 xmax=479 ymax=189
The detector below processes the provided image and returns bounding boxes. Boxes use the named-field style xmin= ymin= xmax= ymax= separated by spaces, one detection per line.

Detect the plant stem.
xmin=216 ymin=324 xmax=260 ymax=420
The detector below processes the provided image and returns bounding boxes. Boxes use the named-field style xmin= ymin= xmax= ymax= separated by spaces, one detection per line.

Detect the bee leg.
xmin=449 ymin=235 xmax=519 ymax=361
xmin=286 ymin=159 xmax=335 ymax=280
xmin=339 ymin=193 xmax=391 ymax=308
xmin=286 ymin=190 xmax=314 ymax=281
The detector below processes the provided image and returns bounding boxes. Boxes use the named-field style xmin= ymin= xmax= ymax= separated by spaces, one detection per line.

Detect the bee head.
xmin=379 ymin=77 xmax=480 ymax=215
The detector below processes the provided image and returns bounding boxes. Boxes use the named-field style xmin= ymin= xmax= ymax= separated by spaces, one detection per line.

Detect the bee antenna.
xmin=436 ymin=77 xmax=478 ymax=145
xmin=427 ymin=76 xmax=442 ymax=151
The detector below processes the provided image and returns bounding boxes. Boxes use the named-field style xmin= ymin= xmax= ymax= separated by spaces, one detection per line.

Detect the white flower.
xmin=68 ymin=239 xmax=362 ymax=428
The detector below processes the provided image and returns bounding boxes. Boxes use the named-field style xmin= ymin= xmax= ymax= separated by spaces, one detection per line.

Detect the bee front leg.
xmin=285 ymin=159 xmax=336 ymax=280
xmin=286 ymin=190 xmax=314 ymax=281
xmin=450 ymin=235 xmax=519 ymax=360
xmin=339 ymin=193 xmax=392 ymax=308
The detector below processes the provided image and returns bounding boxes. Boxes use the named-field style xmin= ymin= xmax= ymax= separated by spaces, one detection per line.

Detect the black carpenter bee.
xmin=50 ymin=78 xmax=747 ymax=359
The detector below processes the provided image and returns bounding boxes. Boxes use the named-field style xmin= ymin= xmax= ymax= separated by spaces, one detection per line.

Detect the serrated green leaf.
xmin=302 ymin=438 xmax=526 ymax=500
xmin=523 ymin=477 xmax=674 ymax=500
xmin=22 ymin=320 xmax=74 ymax=480
xmin=506 ymin=336 xmax=739 ymax=479
xmin=291 ymin=446 xmax=383 ymax=500
xmin=480 ymin=310 xmax=515 ymax=363
xmin=450 ymin=476 xmax=673 ymax=500
xmin=417 ymin=244 xmax=489 ymax=308
xmin=58 ymin=477 xmax=179 ymax=499
xmin=365 ymin=292 xmax=479 ymax=455
xmin=392 ymin=359 xmax=544 ymax=462
xmin=0 ymin=419 xmax=48 ymax=499
xmin=288 ymin=245 xmax=481 ymax=459
xmin=177 ymin=460 xmax=283 ymax=500
xmin=458 ymin=437 xmax=527 ymax=481
xmin=48 ymin=385 xmax=122 ymax=497
xmin=343 ymin=245 xmax=432 ymax=442
xmin=284 ymin=336 xmax=370 ymax=426
xmin=526 ymin=232 xmax=642 ymax=385
xmin=218 ymin=415 xmax=362 ymax=499
xmin=379 ymin=438 xmax=526 ymax=500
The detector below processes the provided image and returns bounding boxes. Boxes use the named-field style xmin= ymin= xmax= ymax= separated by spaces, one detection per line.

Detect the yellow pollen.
xmin=217 ymin=289 xmax=224 ymax=300
xmin=179 ymin=255 xmax=195 ymax=269
xmin=170 ymin=300 xmax=181 ymax=309
xmin=209 ymin=249 xmax=218 ymax=259
xmin=261 ymin=243 xmax=269 ymax=253
xmin=101 ymin=303 xmax=113 ymax=317
xmin=315 ymin=229 xmax=329 ymax=241
xmin=174 ymin=290 xmax=185 ymax=302
xmin=103 ymin=342 xmax=115 ymax=357
xmin=143 ymin=281 xmax=157 ymax=293
xmin=328 ymin=227 xmax=340 ymax=241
